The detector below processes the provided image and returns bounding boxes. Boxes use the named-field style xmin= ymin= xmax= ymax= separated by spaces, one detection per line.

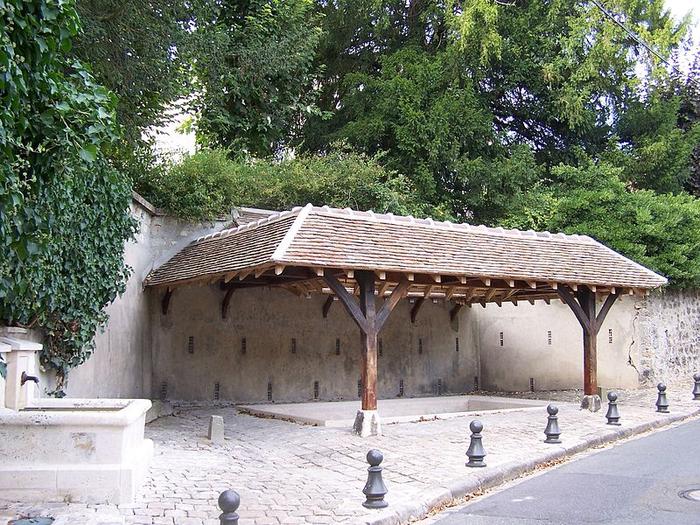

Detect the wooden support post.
xmin=221 ymin=287 xmax=235 ymax=319
xmin=557 ymin=286 xmax=619 ymax=410
xmin=357 ymin=271 xmax=378 ymax=412
xmin=410 ymin=298 xmax=425 ymax=324
xmin=322 ymin=295 xmax=334 ymax=318
xmin=450 ymin=303 xmax=463 ymax=322
xmin=323 ymin=270 xmax=408 ymax=436
xmin=161 ymin=288 xmax=173 ymax=315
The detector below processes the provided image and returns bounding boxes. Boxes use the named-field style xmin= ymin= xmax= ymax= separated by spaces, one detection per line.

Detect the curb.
xmin=363 ymin=408 xmax=700 ymax=525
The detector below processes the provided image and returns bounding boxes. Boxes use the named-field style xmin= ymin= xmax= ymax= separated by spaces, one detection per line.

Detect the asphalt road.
xmin=433 ymin=418 xmax=700 ymax=525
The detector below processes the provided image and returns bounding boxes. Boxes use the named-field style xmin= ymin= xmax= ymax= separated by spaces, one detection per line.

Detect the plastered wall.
xmin=475 ymin=296 xmax=642 ymax=391
xmin=150 ymin=285 xmax=480 ymax=402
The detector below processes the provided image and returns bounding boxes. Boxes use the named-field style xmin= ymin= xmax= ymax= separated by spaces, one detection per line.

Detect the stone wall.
xmin=634 ymin=287 xmax=700 ymax=385
xmin=149 ymin=285 xmax=480 ymax=402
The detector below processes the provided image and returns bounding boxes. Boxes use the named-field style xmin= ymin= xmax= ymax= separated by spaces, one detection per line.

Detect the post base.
xmin=581 ymin=394 xmax=601 ymax=412
xmin=353 ymin=410 xmax=381 ymax=437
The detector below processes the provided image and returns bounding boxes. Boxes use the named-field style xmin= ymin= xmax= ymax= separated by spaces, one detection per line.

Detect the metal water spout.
xmin=21 ymin=371 xmax=39 ymax=385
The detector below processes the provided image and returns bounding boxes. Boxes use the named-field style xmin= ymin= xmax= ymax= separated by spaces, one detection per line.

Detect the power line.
xmin=589 ymin=0 xmax=699 ymax=88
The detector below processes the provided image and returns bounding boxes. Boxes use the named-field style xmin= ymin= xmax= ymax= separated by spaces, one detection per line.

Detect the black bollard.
xmin=362 ymin=449 xmax=388 ymax=509
xmin=656 ymin=382 xmax=669 ymax=413
xmin=605 ymin=391 xmax=621 ymax=426
xmin=544 ymin=404 xmax=562 ymax=444
xmin=466 ymin=420 xmax=487 ymax=467
xmin=693 ymin=373 xmax=700 ymax=401
xmin=218 ymin=489 xmax=240 ymax=525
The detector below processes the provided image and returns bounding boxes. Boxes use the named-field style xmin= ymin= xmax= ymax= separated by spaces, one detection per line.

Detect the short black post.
xmin=362 ymin=449 xmax=388 ymax=509
xmin=544 ymin=404 xmax=561 ymax=444
xmin=693 ymin=373 xmax=700 ymax=401
xmin=605 ymin=391 xmax=621 ymax=426
xmin=656 ymin=382 xmax=669 ymax=413
xmin=466 ymin=420 xmax=486 ymax=467
xmin=218 ymin=490 xmax=240 ymax=525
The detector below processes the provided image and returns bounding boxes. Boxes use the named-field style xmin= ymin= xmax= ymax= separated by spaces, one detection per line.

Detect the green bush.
xmin=137 ymin=148 xmax=450 ymax=221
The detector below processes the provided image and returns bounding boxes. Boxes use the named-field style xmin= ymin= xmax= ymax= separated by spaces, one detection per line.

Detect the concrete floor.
xmin=238 ymin=394 xmax=548 ymax=426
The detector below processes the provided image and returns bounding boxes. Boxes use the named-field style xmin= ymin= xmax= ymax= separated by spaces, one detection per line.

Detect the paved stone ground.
xmin=2 ymin=385 xmax=699 ymax=525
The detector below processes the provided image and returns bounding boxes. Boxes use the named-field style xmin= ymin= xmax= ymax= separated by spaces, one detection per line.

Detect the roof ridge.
xmin=308 ymin=206 xmax=595 ymax=244
xmin=271 ymin=203 xmax=314 ymax=261
xmin=191 ymin=207 xmax=303 ymax=245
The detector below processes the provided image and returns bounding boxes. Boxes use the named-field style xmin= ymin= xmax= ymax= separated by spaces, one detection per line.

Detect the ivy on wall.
xmin=0 ymin=0 xmax=136 ymax=393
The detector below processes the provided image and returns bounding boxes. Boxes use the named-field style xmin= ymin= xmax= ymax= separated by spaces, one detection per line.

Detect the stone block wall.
xmin=635 ymin=287 xmax=700 ymax=385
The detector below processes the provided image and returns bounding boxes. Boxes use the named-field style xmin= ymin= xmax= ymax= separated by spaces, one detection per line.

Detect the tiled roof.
xmin=233 ymin=207 xmax=277 ymax=225
xmin=144 ymin=204 xmax=668 ymax=290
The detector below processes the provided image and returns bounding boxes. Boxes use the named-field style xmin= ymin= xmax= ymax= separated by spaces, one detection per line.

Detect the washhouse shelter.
xmin=145 ymin=204 xmax=667 ymax=436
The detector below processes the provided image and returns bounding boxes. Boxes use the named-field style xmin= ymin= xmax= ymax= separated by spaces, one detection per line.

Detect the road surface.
xmin=432 ymin=418 xmax=700 ymax=525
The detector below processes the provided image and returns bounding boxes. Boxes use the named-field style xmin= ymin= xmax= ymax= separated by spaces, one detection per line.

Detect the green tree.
xmin=506 ymin=159 xmax=700 ymax=288
xmin=72 ymin=0 xmax=200 ymax=143
xmin=300 ymin=0 xmax=688 ymax=221
xmin=193 ymin=0 xmax=322 ymax=156
xmin=0 ymin=0 xmax=136 ymax=390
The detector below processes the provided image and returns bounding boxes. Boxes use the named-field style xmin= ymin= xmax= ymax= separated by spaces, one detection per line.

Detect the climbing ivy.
xmin=0 ymin=0 xmax=136 ymax=392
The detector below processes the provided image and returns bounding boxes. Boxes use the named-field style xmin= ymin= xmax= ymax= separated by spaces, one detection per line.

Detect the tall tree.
xmin=72 ymin=0 xmax=197 ymax=143
xmin=299 ymin=0 xmax=688 ymax=221
xmin=193 ymin=0 xmax=322 ymax=156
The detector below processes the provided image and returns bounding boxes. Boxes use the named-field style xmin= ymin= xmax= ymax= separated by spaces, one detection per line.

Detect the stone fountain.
xmin=0 ymin=332 xmax=152 ymax=504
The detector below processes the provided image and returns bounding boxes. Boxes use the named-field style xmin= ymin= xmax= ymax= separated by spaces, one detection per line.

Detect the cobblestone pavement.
xmin=2 ymin=385 xmax=700 ymax=525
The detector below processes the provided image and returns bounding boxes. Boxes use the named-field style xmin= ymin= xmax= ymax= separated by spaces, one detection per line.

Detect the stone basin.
xmin=0 ymin=398 xmax=152 ymax=504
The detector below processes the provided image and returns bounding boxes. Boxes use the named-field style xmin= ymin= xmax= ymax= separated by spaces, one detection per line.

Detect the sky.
xmin=151 ymin=0 xmax=700 ymax=158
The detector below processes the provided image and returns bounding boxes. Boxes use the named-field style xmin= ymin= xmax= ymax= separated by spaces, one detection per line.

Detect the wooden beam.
xmin=161 ymin=288 xmax=173 ymax=315
xmin=410 ymin=297 xmax=425 ymax=323
xmin=484 ymin=288 xmax=498 ymax=302
xmin=323 ymin=271 xmax=369 ymax=334
xmin=423 ymin=284 xmax=434 ymax=298
xmin=274 ymin=265 xmax=285 ymax=275
xmin=375 ymin=279 xmax=409 ymax=331
xmin=526 ymin=281 xmax=537 ymax=289
xmin=407 ymin=273 xmax=415 ymax=282
xmin=345 ymin=269 xmax=354 ymax=279
xmin=314 ymin=267 xmax=324 ymax=277
xmin=450 ymin=303 xmax=463 ymax=322
xmin=480 ymin=277 xmax=491 ymax=287
xmin=224 ymin=272 xmax=237 ymax=283
xmin=594 ymin=293 xmax=619 ymax=333
xmin=322 ymin=295 xmax=334 ymax=318
xmin=432 ymin=274 xmax=441 ymax=283
xmin=556 ymin=286 xmax=589 ymax=331
xmin=221 ymin=287 xmax=235 ymax=319
xmin=357 ymin=271 xmax=378 ymax=411
xmin=376 ymin=271 xmax=386 ymax=280
xmin=378 ymin=281 xmax=391 ymax=297
xmin=445 ymin=285 xmax=457 ymax=301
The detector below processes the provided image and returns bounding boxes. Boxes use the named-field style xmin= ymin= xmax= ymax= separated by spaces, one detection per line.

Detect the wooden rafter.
xmin=221 ymin=287 xmax=235 ymax=319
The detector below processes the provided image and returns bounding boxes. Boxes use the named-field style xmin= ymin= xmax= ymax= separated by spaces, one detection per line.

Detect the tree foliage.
xmin=192 ymin=0 xmax=322 ymax=156
xmin=136 ymin=148 xmax=444 ymax=221
xmin=0 ymin=0 xmax=135 ymax=390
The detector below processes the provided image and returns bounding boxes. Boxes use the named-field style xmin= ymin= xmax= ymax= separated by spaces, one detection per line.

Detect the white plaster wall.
xmin=150 ymin=286 xmax=480 ymax=402
xmin=475 ymin=296 xmax=642 ymax=392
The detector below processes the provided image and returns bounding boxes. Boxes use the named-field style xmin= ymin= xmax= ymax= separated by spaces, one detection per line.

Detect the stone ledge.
xmin=362 ymin=407 xmax=700 ymax=525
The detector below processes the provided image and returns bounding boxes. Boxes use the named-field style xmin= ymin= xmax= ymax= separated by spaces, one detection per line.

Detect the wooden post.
xmin=557 ymin=286 xmax=618 ymax=409
xmin=357 ymin=271 xmax=378 ymax=411
xmin=323 ymin=269 xmax=409 ymax=434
